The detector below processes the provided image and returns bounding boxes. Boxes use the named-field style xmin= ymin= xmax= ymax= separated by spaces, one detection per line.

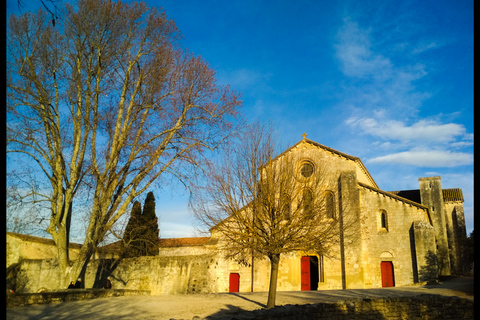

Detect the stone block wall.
xmin=358 ymin=184 xmax=432 ymax=288
xmin=6 ymin=289 xmax=150 ymax=308
xmin=419 ymin=177 xmax=451 ymax=276
xmin=8 ymin=254 xmax=223 ymax=295
xmin=6 ymin=233 xmax=81 ymax=268
xmin=209 ymin=295 xmax=473 ymax=320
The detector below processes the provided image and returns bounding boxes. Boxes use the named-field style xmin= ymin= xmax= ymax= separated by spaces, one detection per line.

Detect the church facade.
xmin=208 ymin=136 xmax=467 ymax=292
xmin=7 ymin=137 xmax=467 ymax=294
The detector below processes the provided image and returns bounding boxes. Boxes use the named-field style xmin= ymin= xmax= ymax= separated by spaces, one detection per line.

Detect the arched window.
xmin=303 ymin=189 xmax=314 ymax=217
xmin=325 ymin=192 xmax=335 ymax=219
xmin=281 ymin=193 xmax=291 ymax=220
xmin=380 ymin=210 xmax=388 ymax=231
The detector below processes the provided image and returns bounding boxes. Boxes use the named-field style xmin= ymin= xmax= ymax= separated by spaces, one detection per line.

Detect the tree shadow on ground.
xmin=6 ymin=298 xmax=140 ymax=320
xmin=228 ymin=293 xmax=266 ymax=308
xmin=203 ymin=301 xmax=388 ymax=320
xmin=203 ymin=304 xmax=250 ymax=320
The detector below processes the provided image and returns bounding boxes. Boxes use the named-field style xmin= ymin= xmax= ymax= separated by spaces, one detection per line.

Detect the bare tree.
xmin=191 ymin=125 xmax=359 ymax=309
xmin=7 ymin=0 xmax=241 ymax=285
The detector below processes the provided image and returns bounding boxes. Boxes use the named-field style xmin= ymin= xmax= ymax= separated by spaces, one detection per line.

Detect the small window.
xmin=380 ymin=210 xmax=388 ymax=231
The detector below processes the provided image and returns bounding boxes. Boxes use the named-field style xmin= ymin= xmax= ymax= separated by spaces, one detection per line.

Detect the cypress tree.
xmin=122 ymin=201 xmax=143 ymax=258
xmin=142 ymin=192 xmax=159 ymax=256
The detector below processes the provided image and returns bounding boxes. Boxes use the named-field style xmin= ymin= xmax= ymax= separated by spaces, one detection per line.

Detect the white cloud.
xmin=412 ymin=41 xmax=439 ymax=54
xmin=346 ymin=117 xmax=467 ymax=143
xmin=368 ymin=150 xmax=473 ymax=167
xmin=335 ymin=19 xmax=392 ymax=79
xmin=161 ymin=222 xmax=197 ymax=238
xmin=334 ymin=17 xmax=430 ymax=117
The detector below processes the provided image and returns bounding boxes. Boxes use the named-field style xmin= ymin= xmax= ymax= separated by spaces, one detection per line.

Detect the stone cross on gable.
xmin=302 ymin=133 xmax=307 ymax=139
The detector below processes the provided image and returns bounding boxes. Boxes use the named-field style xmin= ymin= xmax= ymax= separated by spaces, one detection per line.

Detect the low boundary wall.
xmin=6 ymin=289 xmax=150 ymax=308
xmin=218 ymin=295 xmax=474 ymax=320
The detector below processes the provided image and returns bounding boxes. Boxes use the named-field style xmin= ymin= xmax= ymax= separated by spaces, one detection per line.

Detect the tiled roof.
xmin=92 ymin=237 xmax=215 ymax=254
xmin=158 ymin=237 xmax=212 ymax=247
xmin=442 ymin=188 xmax=464 ymax=202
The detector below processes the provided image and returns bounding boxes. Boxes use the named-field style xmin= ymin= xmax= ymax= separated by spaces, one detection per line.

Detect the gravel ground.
xmin=6 ymin=277 xmax=473 ymax=320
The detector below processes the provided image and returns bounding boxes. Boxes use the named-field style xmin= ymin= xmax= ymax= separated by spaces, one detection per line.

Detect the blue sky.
xmin=7 ymin=0 xmax=473 ymax=239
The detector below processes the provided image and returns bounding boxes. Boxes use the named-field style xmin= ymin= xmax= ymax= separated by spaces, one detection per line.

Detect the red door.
xmin=301 ymin=256 xmax=311 ymax=291
xmin=381 ymin=261 xmax=394 ymax=287
xmin=229 ymin=273 xmax=240 ymax=292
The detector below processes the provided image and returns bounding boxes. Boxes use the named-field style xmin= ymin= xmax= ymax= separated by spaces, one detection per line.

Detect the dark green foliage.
xmin=121 ymin=193 xmax=159 ymax=257
xmin=122 ymin=201 xmax=144 ymax=258
xmin=463 ymin=230 xmax=474 ymax=275
xmin=142 ymin=192 xmax=159 ymax=256
xmin=143 ymin=192 xmax=156 ymax=220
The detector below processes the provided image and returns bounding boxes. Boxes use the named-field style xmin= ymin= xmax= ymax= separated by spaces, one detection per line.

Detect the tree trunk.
xmin=54 ymin=230 xmax=70 ymax=285
xmin=65 ymin=203 xmax=108 ymax=287
xmin=266 ymin=253 xmax=280 ymax=309
xmin=67 ymin=246 xmax=93 ymax=288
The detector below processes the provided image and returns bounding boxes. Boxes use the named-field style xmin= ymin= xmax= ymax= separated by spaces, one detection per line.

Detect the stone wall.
xmin=204 ymin=295 xmax=473 ymax=320
xmin=444 ymin=201 xmax=467 ymax=275
xmin=358 ymin=183 xmax=433 ymax=288
xmin=8 ymin=254 xmax=224 ymax=295
xmin=419 ymin=177 xmax=451 ymax=276
xmin=6 ymin=233 xmax=82 ymax=268
xmin=6 ymin=289 xmax=150 ymax=308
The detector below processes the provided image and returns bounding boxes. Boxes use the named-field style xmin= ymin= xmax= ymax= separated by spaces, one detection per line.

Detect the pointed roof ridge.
xmin=272 ymin=137 xmax=378 ymax=188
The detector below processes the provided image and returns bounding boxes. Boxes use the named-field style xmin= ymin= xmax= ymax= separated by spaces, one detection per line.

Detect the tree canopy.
xmin=7 ymin=0 xmax=241 ymax=283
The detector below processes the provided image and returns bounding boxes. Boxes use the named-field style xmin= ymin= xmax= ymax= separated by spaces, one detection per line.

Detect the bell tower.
xmin=418 ymin=176 xmax=451 ymax=276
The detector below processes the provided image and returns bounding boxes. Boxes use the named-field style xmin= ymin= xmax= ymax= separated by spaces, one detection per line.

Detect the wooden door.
xmin=381 ymin=261 xmax=394 ymax=287
xmin=229 ymin=273 xmax=240 ymax=292
xmin=301 ymin=256 xmax=311 ymax=291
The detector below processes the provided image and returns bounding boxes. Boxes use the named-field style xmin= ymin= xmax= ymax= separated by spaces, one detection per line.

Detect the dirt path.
xmin=6 ymin=277 xmax=473 ymax=320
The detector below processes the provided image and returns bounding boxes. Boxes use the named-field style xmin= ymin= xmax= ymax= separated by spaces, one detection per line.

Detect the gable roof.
xmin=271 ymin=137 xmax=378 ymax=188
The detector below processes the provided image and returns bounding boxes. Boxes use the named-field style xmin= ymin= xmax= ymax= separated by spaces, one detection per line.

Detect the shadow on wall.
xmin=418 ymin=251 xmax=439 ymax=283
xmin=6 ymin=262 xmax=27 ymax=293
xmin=92 ymin=258 xmax=123 ymax=289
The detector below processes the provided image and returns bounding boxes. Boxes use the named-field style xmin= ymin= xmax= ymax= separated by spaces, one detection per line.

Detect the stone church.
xmin=6 ymin=136 xmax=467 ymax=294
xmin=207 ymin=135 xmax=467 ymax=292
